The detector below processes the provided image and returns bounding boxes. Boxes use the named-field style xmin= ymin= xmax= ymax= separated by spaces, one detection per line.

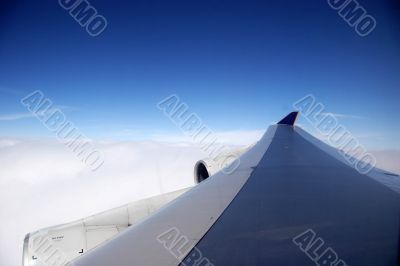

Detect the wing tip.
xmin=277 ymin=111 xmax=299 ymax=126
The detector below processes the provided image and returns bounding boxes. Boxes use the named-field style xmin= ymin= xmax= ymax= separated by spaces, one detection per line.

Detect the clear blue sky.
xmin=0 ymin=0 xmax=399 ymax=149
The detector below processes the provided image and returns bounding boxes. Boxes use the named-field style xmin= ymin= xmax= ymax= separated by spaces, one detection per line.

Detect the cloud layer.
xmin=0 ymin=139 xmax=207 ymax=266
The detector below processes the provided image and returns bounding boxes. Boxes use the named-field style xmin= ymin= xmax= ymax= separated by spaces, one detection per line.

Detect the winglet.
xmin=277 ymin=112 xmax=299 ymax=126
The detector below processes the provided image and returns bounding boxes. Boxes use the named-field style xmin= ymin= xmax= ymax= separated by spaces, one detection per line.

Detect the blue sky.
xmin=0 ymin=0 xmax=399 ymax=149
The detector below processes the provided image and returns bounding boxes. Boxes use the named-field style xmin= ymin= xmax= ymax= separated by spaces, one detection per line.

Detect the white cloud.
xmin=151 ymin=129 xmax=264 ymax=146
xmin=212 ymin=130 xmax=265 ymax=145
xmin=0 ymin=106 xmax=77 ymax=121
xmin=320 ymin=112 xmax=365 ymax=119
xmin=0 ymin=112 xmax=37 ymax=121
xmin=0 ymin=138 xmax=208 ymax=266
xmin=0 ymin=139 xmax=21 ymax=148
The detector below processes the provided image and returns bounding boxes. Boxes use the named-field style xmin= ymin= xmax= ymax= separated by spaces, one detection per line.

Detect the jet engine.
xmin=193 ymin=144 xmax=253 ymax=184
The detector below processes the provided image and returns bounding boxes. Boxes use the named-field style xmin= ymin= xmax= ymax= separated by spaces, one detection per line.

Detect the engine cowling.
xmin=194 ymin=160 xmax=210 ymax=183
xmin=193 ymin=144 xmax=253 ymax=184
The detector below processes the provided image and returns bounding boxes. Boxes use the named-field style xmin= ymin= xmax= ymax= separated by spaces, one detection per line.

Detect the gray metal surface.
xmin=183 ymin=125 xmax=400 ymax=265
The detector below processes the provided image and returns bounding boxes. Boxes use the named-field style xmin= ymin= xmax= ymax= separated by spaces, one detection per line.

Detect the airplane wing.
xmin=68 ymin=112 xmax=400 ymax=266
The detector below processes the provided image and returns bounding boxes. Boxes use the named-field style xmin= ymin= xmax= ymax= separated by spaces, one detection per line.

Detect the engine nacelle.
xmin=194 ymin=144 xmax=253 ymax=184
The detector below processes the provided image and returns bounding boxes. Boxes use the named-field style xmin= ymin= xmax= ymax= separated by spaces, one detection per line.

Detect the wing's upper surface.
xmin=72 ymin=112 xmax=400 ymax=266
